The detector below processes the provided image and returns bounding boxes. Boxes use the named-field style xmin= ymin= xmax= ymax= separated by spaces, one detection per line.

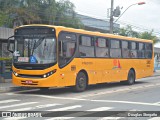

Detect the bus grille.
xmin=21 ymin=80 xmax=38 ymax=85
xmin=18 ymin=74 xmax=43 ymax=78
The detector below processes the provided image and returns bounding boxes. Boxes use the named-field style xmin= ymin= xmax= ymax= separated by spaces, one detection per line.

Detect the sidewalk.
xmin=0 ymin=79 xmax=33 ymax=93
xmin=154 ymin=69 xmax=160 ymax=76
xmin=0 ymin=79 xmax=14 ymax=92
xmin=0 ymin=71 xmax=160 ymax=93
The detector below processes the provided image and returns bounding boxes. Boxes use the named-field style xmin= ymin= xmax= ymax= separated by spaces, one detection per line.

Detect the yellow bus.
xmin=7 ymin=24 xmax=154 ymax=92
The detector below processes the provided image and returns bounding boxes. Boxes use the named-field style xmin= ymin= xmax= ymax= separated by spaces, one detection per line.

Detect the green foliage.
xmin=0 ymin=57 xmax=12 ymax=61
xmin=139 ymin=31 xmax=158 ymax=44
xmin=0 ymin=0 xmax=84 ymax=29
xmin=0 ymin=12 xmax=6 ymax=26
xmin=119 ymin=25 xmax=139 ymax=38
xmin=119 ymin=26 xmax=158 ymax=44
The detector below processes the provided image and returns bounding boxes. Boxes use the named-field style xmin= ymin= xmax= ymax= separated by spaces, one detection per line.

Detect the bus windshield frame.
xmin=13 ymin=35 xmax=56 ymax=64
xmin=11 ymin=27 xmax=57 ymax=70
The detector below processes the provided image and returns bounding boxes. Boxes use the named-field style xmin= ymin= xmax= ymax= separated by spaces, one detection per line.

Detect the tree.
xmin=118 ymin=26 xmax=158 ymax=44
xmin=0 ymin=11 xmax=8 ymax=26
xmin=119 ymin=25 xmax=139 ymax=38
xmin=0 ymin=0 xmax=84 ymax=29
xmin=139 ymin=30 xmax=158 ymax=44
xmin=55 ymin=0 xmax=83 ymax=28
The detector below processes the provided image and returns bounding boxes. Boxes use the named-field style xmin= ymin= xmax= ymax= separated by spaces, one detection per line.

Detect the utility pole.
xmin=110 ymin=0 xmax=114 ymax=34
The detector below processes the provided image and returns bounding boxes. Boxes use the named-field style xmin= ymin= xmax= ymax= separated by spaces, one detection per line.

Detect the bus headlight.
xmin=43 ymin=74 xmax=47 ymax=78
xmin=13 ymin=71 xmax=19 ymax=77
xmin=43 ymin=69 xmax=57 ymax=78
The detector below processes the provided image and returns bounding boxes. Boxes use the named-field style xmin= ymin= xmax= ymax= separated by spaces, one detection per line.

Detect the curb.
xmin=0 ymin=78 xmax=12 ymax=83
xmin=0 ymin=85 xmax=36 ymax=93
xmin=0 ymin=86 xmax=12 ymax=92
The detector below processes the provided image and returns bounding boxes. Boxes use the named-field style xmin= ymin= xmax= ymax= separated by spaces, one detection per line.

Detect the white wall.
xmin=0 ymin=27 xmax=14 ymax=39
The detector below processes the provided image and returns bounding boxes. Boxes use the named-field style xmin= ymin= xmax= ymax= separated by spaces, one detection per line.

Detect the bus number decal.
xmin=146 ymin=60 xmax=151 ymax=67
xmin=71 ymin=65 xmax=76 ymax=71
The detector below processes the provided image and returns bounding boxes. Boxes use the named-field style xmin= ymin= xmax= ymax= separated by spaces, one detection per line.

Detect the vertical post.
xmin=110 ymin=0 xmax=114 ymax=34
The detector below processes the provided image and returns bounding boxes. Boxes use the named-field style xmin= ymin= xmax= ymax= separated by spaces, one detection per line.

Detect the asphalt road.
xmin=0 ymin=76 xmax=160 ymax=120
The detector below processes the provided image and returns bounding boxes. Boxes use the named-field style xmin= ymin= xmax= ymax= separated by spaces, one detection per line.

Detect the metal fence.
xmin=0 ymin=60 xmax=12 ymax=79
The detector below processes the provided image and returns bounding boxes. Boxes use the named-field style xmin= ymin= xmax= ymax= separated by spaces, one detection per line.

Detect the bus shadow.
xmin=14 ymin=81 xmax=149 ymax=95
xmin=87 ymin=81 xmax=148 ymax=91
xmin=13 ymin=87 xmax=73 ymax=95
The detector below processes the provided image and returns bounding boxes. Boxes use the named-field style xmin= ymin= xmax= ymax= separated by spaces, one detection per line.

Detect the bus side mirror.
xmin=7 ymin=36 xmax=14 ymax=53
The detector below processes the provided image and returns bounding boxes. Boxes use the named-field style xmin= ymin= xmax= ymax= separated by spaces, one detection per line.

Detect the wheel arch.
xmin=77 ymin=69 xmax=89 ymax=85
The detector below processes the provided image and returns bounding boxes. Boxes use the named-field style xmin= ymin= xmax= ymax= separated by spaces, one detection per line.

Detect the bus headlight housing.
xmin=43 ymin=69 xmax=57 ymax=78
xmin=13 ymin=71 xmax=19 ymax=77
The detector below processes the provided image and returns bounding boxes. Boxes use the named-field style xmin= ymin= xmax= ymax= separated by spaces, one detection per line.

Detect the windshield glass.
xmin=13 ymin=36 xmax=56 ymax=64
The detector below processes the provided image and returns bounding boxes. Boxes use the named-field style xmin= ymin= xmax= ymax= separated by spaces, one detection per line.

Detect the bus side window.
xmin=145 ymin=43 xmax=152 ymax=59
xmin=110 ymin=39 xmax=121 ymax=58
xmin=138 ymin=43 xmax=145 ymax=58
xmin=122 ymin=41 xmax=129 ymax=58
xmin=95 ymin=37 xmax=109 ymax=58
xmin=130 ymin=42 xmax=138 ymax=58
xmin=79 ymin=36 xmax=94 ymax=57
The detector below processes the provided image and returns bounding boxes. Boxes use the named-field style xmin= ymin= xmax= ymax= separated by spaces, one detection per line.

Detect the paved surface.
xmin=0 ymin=72 xmax=160 ymax=120
xmin=0 ymin=70 xmax=159 ymax=92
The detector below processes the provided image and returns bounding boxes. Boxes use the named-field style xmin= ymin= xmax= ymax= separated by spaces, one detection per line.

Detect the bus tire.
xmin=73 ymin=72 xmax=87 ymax=92
xmin=126 ymin=70 xmax=135 ymax=85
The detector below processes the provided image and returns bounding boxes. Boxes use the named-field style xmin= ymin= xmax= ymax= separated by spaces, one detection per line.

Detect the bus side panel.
xmin=57 ymin=58 xmax=96 ymax=87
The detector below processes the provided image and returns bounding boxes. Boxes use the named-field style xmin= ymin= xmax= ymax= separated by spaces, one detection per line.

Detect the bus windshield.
xmin=13 ymin=36 xmax=56 ymax=64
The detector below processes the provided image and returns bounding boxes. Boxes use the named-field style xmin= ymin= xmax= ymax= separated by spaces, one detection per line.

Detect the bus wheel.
xmin=126 ymin=70 xmax=135 ymax=85
xmin=73 ymin=72 xmax=87 ymax=92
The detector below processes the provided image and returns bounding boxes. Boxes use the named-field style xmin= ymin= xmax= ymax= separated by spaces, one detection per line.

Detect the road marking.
xmin=98 ymin=117 xmax=124 ymax=120
xmin=46 ymin=107 xmax=112 ymax=120
xmin=17 ymin=94 xmax=87 ymax=102
xmin=46 ymin=117 xmax=74 ymax=120
xmin=11 ymin=104 xmax=61 ymax=111
xmin=25 ymin=94 xmax=160 ymax=107
xmin=153 ymin=101 xmax=160 ymax=105
xmin=0 ymin=102 xmax=37 ymax=109
xmin=76 ymin=83 xmax=160 ymax=98
xmin=86 ymin=107 xmax=112 ymax=111
xmin=148 ymin=117 xmax=160 ymax=120
xmin=31 ymin=95 xmax=87 ymax=101
xmin=47 ymin=105 xmax=82 ymax=111
xmin=90 ymin=99 xmax=160 ymax=106
xmin=3 ymin=117 xmax=26 ymax=120
xmin=5 ymin=93 xmax=15 ymax=95
xmin=0 ymin=99 xmax=20 ymax=104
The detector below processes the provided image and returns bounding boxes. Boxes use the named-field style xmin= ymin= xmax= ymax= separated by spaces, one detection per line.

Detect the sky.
xmin=68 ymin=0 xmax=160 ymax=47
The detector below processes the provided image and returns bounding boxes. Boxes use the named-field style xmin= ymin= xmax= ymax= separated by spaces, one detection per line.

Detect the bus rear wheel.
xmin=73 ymin=72 xmax=87 ymax=92
xmin=126 ymin=70 xmax=135 ymax=85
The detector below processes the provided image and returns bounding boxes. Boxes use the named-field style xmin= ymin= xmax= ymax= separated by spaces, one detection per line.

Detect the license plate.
xmin=25 ymin=80 xmax=32 ymax=84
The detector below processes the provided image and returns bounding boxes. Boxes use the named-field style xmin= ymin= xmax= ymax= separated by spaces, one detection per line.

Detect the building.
xmin=154 ymin=47 xmax=160 ymax=70
xmin=76 ymin=14 xmax=120 ymax=33
xmin=0 ymin=27 xmax=14 ymax=58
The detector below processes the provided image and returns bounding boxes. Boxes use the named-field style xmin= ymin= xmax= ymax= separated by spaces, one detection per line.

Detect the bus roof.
xmin=16 ymin=24 xmax=153 ymax=43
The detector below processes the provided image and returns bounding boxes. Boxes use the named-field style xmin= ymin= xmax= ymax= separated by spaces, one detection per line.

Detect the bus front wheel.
xmin=73 ymin=72 xmax=87 ymax=92
xmin=126 ymin=70 xmax=135 ymax=85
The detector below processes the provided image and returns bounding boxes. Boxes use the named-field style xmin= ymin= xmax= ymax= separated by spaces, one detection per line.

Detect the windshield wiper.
xmin=31 ymin=37 xmax=45 ymax=55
